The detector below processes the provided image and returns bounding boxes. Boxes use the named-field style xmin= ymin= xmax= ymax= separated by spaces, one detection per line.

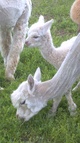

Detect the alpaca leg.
xmin=5 ymin=8 xmax=28 ymax=80
xmin=72 ymin=81 xmax=80 ymax=91
xmin=0 ymin=27 xmax=12 ymax=67
xmin=65 ymin=90 xmax=77 ymax=116
xmin=48 ymin=96 xmax=62 ymax=117
xmin=49 ymin=90 xmax=77 ymax=116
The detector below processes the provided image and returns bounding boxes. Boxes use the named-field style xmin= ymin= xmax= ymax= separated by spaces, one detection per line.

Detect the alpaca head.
xmin=25 ymin=15 xmax=53 ymax=47
xmin=11 ymin=67 xmax=47 ymax=121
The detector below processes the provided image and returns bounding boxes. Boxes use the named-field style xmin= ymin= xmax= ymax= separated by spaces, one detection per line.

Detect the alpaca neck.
xmin=35 ymin=34 xmax=80 ymax=102
xmin=39 ymin=32 xmax=68 ymax=69
xmin=35 ymin=76 xmax=65 ymax=104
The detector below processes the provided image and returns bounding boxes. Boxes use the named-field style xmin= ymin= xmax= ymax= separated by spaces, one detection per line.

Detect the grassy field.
xmin=0 ymin=0 xmax=80 ymax=142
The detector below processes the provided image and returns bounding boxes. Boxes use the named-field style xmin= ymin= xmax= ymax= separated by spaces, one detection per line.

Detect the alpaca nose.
xmin=16 ymin=114 xmax=24 ymax=121
xmin=16 ymin=114 xmax=19 ymax=119
xmin=25 ymin=40 xmax=30 ymax=46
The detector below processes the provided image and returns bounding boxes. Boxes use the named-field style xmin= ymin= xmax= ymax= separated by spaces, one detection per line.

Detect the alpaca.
xmin=0 ymin=0 xmax=32 ymax=80
xmin=25 ymin=15 xmax=77 ymax=115
xmin=70 ymin=0 xmax=80 ymax=90
xmin=11 ymin=34 xmax=80 ymax=121
xmin=70 ymin=0 xmax=80 ymax=32
xmin=25 ymin=15 xmax=77 ymax=68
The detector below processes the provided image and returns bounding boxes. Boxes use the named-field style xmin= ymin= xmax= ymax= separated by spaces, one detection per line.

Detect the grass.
xmin=0 ymin=0 xmax=80 ymax=142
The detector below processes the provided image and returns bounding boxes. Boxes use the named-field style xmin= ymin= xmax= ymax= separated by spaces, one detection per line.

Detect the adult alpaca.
xmin=70 ymin=0 xmax=80 ymax=90
xmin=0 ymin=0 xmax=32 ymax=80
xmin=25 ymin=15 xmax=77 ymax=115
xmin=11 ymin=34 xmax=80 ymax=121
xmin=70 ymin=0 xmax=80 ymax=33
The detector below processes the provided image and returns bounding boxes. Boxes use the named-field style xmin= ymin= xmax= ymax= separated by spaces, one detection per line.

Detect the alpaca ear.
xmin=28 ymin=74 xmax=35 ymax=94
xmin=34 ymin=67 xmax=41 ymax=81
xmin=40 ymin=19 xmax=54 ymax=35
xmin=38 ymin=15 xmax=45 ymax=23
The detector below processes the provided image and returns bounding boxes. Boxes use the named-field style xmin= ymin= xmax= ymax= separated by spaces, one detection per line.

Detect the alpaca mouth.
xmin=16 ymin=114 xmax=25 ymax=121
xmin=25 ymin=40 xmax=31 ymax=46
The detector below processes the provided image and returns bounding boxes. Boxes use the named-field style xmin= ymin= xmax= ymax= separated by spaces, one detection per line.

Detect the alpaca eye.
xmin=33 ymin=35 xmax=39 ymax=39
xmin=20 ymin=100 xmax=25 ymax=105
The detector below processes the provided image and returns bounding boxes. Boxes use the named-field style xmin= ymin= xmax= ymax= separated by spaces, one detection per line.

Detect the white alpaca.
xmin=11 ymin=33 xmax=80 ymax=121
xmin=25 ymin=15 xmax=77 ymax=115
xmin=0 ymin=0 xmax=32 ymax=80
xmin=25 ymin=15 xmax=77 ymax=68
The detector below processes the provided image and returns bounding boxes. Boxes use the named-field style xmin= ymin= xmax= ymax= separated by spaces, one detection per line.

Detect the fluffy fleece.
xmin=0 ymin=0 xmax=32 ymax=80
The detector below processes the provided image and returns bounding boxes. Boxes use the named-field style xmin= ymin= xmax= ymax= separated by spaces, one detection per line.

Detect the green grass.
xmin=0 ymin=0 xmax=80 ymax=142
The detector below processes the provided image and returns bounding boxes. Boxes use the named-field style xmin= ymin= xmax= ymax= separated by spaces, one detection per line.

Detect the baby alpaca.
xmin=25 ymin=15 xmax=77 ymax=115
xmin=25 ymin=15 xmax=77 ymax=68
xmin=0 ymin=0 xmax=32 ymax=80
xmin=70 ymin=0 xmax=80 ymax=32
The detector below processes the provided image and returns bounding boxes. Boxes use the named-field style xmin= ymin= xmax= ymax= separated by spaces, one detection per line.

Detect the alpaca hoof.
xmin=5 ymin=73 xmax=15 ymax=81
xmin=68 ymin=103 xmax=77 ymax=116
xmin=70 ymin=111 xmax=77 ymax=116
xmin=48 ymin=109 xmax=56 ymax=118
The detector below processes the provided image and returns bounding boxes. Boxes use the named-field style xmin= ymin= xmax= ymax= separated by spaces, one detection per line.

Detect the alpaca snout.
xmin=16 ymin=114 xmax=20 ymax=119
xmin=25 ymin=40 xmax=31 ymax=46
xmin=16 ymin=114 xmax=24 ymax=121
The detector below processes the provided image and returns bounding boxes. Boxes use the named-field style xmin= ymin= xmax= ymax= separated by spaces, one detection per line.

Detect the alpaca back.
xmin=0 ymin=0 xmax=30 ymax=27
